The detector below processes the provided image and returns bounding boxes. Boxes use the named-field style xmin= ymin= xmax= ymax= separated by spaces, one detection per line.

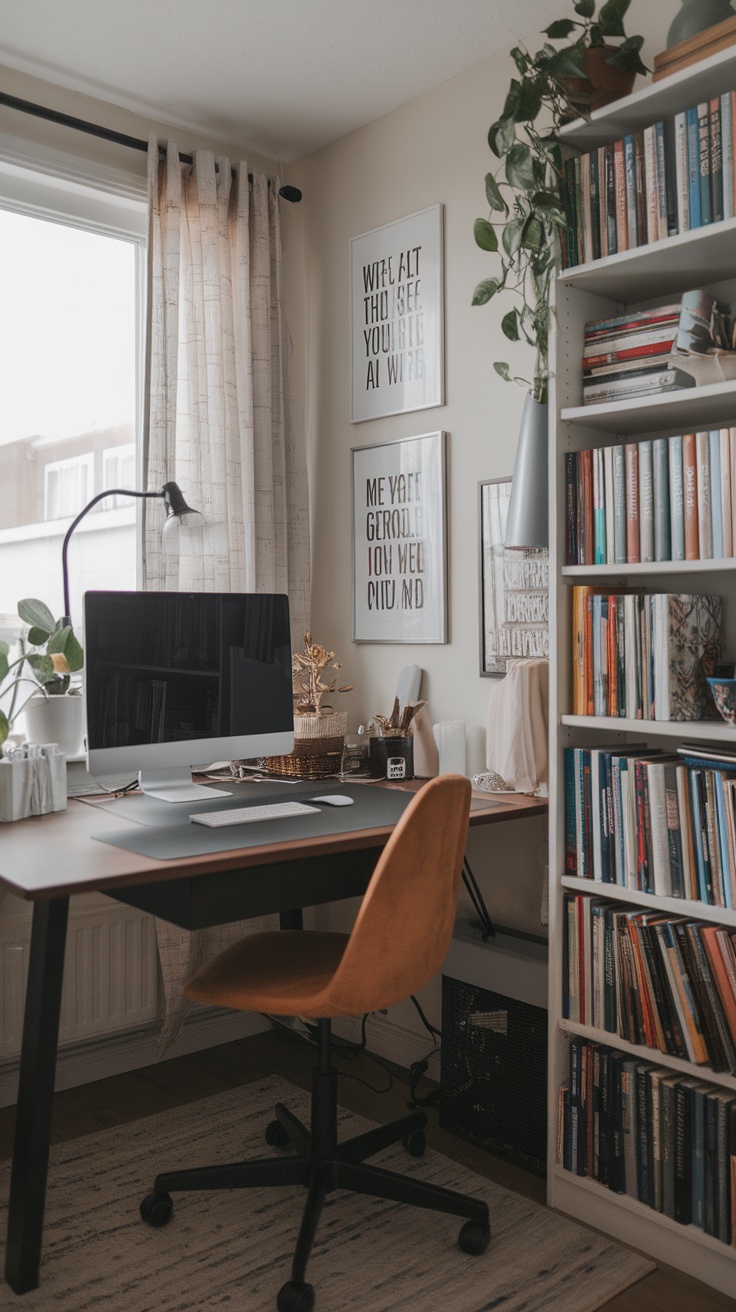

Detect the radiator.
xmin=0 ymin=896 xmax=159 ymax=1060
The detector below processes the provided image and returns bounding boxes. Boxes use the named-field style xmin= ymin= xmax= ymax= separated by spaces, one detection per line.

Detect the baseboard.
xmin=0 ymin=1008 xmax=271 ymax=1108
xmin=331 ymin=1012 xmax=441 ymax=1084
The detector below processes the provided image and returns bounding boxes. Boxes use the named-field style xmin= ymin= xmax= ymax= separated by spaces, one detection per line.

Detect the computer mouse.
xmin=311 ymin=794 xmax=354 ymax=806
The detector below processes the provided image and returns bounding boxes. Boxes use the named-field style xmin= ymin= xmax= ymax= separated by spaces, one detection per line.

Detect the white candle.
xmin=432 ymin=720 xmax=466 ymax=776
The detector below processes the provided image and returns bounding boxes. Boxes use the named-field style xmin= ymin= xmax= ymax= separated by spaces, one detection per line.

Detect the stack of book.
xmin=566 ymin=431 xmax=736 ymax=565
xmin=571 ymin=588 xmax=722 ymax=720
xmin=562 ymin=91 xmax=736 ymax=268
xmin=558 ymin=1036 xmax=736 ymax=1242
xmin=582 ymin=305 xmax=691 ymax=405
xmin=562 ymin=895 xmax=736 ymax=1073
xmin=564 ymin=743 xmax=736 ymax=906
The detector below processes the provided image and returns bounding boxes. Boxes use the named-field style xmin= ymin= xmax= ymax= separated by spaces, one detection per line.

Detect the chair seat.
xmin=183 ymin=930 xmax=351 ymax=1017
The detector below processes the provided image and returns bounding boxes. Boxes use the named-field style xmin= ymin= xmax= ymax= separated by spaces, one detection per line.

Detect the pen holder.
xmin=369 ymin=735 xmax=414 ymax=781
xmin=0 ymin=751 xmax=67 ymax=822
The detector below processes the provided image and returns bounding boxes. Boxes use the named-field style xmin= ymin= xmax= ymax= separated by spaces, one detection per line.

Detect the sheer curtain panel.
xmin=144 ymin=140 xmax=310 ymax=1048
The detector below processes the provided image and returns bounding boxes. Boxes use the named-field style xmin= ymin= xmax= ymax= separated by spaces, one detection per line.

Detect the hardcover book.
xmin=652 ymin=593 xmax=722 ymax=721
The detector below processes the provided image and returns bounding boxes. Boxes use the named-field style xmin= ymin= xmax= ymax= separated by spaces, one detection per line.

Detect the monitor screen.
xmin=84 ymin=591 xmax=294 ymax=801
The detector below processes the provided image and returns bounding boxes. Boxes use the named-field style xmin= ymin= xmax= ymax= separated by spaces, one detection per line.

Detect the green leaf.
xmin=545 ymin=46 xmax=587 ymax=80
xmin=471 ymin=278 xmax=501 ymax=305
xmin=515 ymin=79 xmax=543 ymax=122
xmin=574 ymin=0 xmax=595 ymax=16
xmin=521 ymin=215 xmax=545 ymax=253
xmin=606 ymin=35 xmax=647 ymax=74
xmin=41 ymin=674 xmax=70 ymax=695
xmin=47 ymin=626 xmax=84 ymax=672
xmin=0 ymin=647 xmax=8 ymax=683
xmin=510 ymin=46 xmax=529 ymax=75
xmin=484 ymin=172 xmax=507 ymax=212
xmin=0 ymin=710 xmax=7 ymax=749
xmin=17 ymin=598 xmax=55 ymax=636
xmin=542 ymin=19 xmax=577 ymax=38
xmin=502 ymin=80 xmax=521 ymax=121
xmin=502 ymin=218 xmax=524 ymax=257
xmin=589 ymin=24 xmax=606 ymax=47
xmin=597 ymin=0 xmax=631 ymax=38
xmin=502 ymin=310 xmax=520 ymax=341
xmin=494 ymin=362 xmax=511 ymax=381
xmin=26 ymin=654 xmax=54 ymax=679
xmin=27 ymin=625 xmax=50 ymax=646
xmin=473 ymin=217 xmax=499 ymax=252
xmin=505 ymin=142 xmax=536 ymax=190
xmin=488 ymin=117 xmax=516 ymax=157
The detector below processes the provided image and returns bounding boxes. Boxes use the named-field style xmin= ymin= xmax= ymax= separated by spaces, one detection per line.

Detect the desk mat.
xmin=92 ymin=783 xmax=502 ymax=861
xmin=92 ymin=782 xmax=416 ymax=860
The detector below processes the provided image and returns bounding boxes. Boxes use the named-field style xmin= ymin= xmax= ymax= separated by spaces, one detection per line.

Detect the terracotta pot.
xmin=562 ymin=45 xmax=636 ymax=114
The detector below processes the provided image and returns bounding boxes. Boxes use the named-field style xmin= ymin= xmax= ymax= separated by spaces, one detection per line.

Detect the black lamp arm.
xmin=61 ymin=488 xmax=162 ymax=621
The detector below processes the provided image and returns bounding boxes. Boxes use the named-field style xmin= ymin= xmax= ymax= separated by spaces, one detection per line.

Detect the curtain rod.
xmin=0 ymin=91 xmax=302 ymax=202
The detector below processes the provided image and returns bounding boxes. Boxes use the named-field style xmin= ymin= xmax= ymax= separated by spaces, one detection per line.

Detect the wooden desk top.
xmin=0 ymin=781 xmax=547 ymax=902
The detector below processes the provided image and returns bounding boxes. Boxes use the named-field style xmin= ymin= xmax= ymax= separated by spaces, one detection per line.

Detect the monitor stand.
xmin=138 ymin=767 xmax=232 ymax=803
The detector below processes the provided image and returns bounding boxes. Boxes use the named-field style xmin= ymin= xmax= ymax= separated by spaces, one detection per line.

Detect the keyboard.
xmin=190 ymin=801 xmax=320 ymax=827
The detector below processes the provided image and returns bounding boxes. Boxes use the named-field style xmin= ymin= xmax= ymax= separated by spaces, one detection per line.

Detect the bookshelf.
xmin=548 ymin=47 xmax=736 ymax=1298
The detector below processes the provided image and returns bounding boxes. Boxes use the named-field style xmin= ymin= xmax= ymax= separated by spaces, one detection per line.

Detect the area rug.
xmin=0 ymin=1077 xmax=653 ymax=1311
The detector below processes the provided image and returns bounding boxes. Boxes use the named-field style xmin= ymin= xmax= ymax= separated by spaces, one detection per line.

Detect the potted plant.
xmin=0 ymin=599 xmax=84 ymax=755
xmin=471 ymin=2 xmax=647 ymax=546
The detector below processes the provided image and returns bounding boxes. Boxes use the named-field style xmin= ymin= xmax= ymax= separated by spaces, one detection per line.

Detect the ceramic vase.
xmin=667 ymin=0 xmax=735 ymax=47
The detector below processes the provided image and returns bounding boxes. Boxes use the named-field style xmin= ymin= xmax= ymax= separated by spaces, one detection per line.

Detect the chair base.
xmin=141 ymin=1020 xmax=490 ymax=1305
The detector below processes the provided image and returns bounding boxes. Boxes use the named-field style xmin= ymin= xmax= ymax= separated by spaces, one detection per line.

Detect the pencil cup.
xmin=0 ymin=749 xmax=67 ymax=822
xmin=368 ymin=736 xmax=414 ymax=780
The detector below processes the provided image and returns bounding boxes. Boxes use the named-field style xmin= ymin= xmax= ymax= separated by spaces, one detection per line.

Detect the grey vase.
xmin=504 ymin=394 xmax=548 ymax=549
xmin=667 ymin=0 xmax=735 ymax=47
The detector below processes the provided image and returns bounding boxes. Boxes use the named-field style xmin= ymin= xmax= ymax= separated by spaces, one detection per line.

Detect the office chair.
xmin=140 ymin=775 xmax=490 ymax=1312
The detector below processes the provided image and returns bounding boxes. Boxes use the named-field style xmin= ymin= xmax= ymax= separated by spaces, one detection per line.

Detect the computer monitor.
xmin=84 ymin=591 xmax=294 ymax=802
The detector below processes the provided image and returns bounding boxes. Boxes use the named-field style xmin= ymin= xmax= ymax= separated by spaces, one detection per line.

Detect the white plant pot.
xmin=23 ymin=694 xmax=85 ymax=757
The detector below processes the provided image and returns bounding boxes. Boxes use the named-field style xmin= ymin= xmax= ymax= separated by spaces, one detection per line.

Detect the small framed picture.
xmin=479 ymin=478 xmax=549 ymax=676
xmin=350 ymin=205 xmax=444 ymax=423
xmin=352 ymin=432 xmax=447 ymax=643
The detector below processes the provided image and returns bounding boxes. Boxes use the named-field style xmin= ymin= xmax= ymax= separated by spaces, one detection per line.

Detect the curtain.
xmin=143 ymin=140 xmax=310 ymax=1050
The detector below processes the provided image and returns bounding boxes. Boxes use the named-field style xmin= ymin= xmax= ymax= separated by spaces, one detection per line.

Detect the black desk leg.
xmin=279 ymin=909 xmax=303 ymax=931
xmin=5 ymin=897 xmax=69 ymax=1294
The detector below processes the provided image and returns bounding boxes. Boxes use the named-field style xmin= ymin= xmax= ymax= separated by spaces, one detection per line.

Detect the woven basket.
xmin=263 ymin=711 xmax=347 ymax=780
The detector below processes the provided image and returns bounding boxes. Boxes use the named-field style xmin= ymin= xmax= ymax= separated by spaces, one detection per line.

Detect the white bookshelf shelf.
xmin=560 ymin=875 xmax=736 ymax=927
xmin=560 ymin=1019 xmax=736 ymax=1092
xmin=561 ymin=377 xmax=736 ymax=435
xmin=558 ymin=45 xmax=736 ymax=150
xmin=551 ymin=1169 xmax=736 ymax=1298
xmin=560 ymin=714 xmax=736 ymax=742
xmin=562 ymin=557 xmax=736 ymax=578
xmin=558 ymin=215 xmax=736 ymax=299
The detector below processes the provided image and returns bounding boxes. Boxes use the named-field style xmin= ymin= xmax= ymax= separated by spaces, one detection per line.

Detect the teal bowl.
xmin=707 ymin=677 xmax=736 ymax=725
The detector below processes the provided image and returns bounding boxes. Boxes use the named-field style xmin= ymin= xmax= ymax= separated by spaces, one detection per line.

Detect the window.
xmin=44 ymin=454 xmax=94 ymax=521
xmin=0 ymin=144 xmax=146 ymax=633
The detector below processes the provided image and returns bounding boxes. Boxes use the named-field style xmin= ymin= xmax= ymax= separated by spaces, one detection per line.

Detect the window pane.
xmin=0 ymin=206 xmax=140 ymax=637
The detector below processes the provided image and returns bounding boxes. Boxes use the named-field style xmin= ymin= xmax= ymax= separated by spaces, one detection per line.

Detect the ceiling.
xmin=0 ymin=0 xmax=563 ymax=163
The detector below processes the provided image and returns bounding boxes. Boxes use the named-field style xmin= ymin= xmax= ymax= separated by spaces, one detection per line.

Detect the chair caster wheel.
xmin=402 ymin=1129 xmax=426 ymax=1157
xmin=140 ymin=1191 xmax=174 ymax=1227
xmin=458 ymin=1218 xmax=490 ymax=1255
xmin=266 ymin=1119 xmax=292 ymax=1149
xmin=277 ymin=1279 xmax=315 ymax=1311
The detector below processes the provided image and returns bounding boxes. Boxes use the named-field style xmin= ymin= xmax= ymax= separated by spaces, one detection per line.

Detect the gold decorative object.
xmin=263 ymin=634 xmax=352 ymax=779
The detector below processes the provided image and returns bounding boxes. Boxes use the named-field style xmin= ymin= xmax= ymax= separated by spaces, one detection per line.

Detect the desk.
xmin=0 ymin=780 xmax=546 ymax=1294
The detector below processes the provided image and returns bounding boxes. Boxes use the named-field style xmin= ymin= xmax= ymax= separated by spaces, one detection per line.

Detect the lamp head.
xmin=161 ymin=482 xmax=206 ymax=553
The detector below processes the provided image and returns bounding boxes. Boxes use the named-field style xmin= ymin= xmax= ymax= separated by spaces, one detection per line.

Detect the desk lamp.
xmin=60 ymin=481 xmax=205 ymax=625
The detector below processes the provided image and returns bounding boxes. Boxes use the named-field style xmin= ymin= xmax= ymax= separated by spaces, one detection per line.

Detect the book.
xmin=674 ymin=110 xmax=690 ymax=232
xmin=581 ymin=152 xmax=593 ymax=265
xmin=614 ymin=138 xmax=628 ymax=251
xmin=655 ymin=120 xmax=668 ymax=241
xmin=583 ymin=324 xmax=680 ymax=358
xmin=605 ymin=142 xmax=617 ymax=256
xmin=625 ymin=444 xmax=639 ymax=563
xmin=643 ymin=123 xmax=658 ymax=244
xmin=624 ymin=135 xmax=638 ymax=249
xmin=663 ymin=117 xmax=679 ymax=238
xmin=698 ymin=101 xmax=712 ymax=226
xmin=598 ymin=145 xmax=608 ymax=260
xmin=709 ymin=430 xmax=723 ymax=559
xmin=683 ymin=432 xmax=699 ymax=560
xmin=612 ymin=445 xmax=626 ymax=565
xmin=593 ymin=447 xmax=606 ymax=564
xmin=589 ymin=146 xmax=601 ymax=262
xmin=709 ymin=96 xmax=724 ymax=224
xmin=582 ymin=369 xmax=690 ymax=406
xmin=723 ymin=91 xmax=735 ymax=221
xmin=638 ymin=440 xmax=654 ymax=563
xmin=686 ymin=105 xmax=702 ymax=228
xmin=604 ymin=445 xmax=615 ymax=565
xmin=652 ymin=593 xmax=723 ymax=721
xmin=668 ymin=434 xmax=686 ymax=562
xmin=696 ymin=431 xmax=713 ymax=560
xmin=720 ymin=428 xmax=733 ymax=557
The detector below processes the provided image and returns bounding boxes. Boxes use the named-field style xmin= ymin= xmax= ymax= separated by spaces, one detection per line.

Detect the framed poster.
xmin=352 ymin=432 xmax=447 ymax=643
xmin=479 ymin=478 xmax=549 ymax=675
xmin=350 ymin=205 xmax=444 ymax=423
